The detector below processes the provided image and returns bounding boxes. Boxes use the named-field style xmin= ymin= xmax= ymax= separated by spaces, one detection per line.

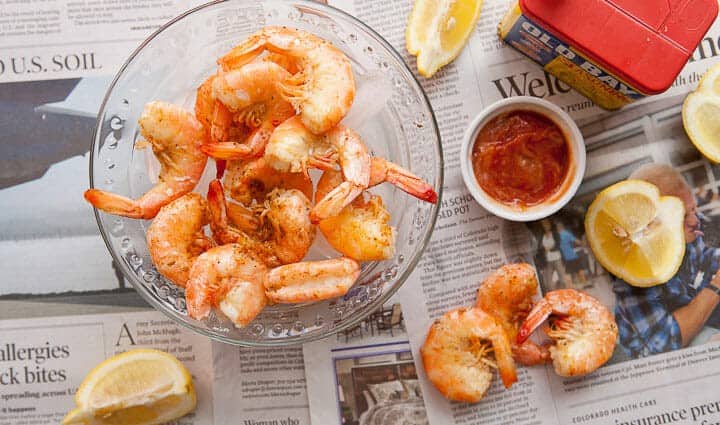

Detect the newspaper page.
xmin=0 ymin=310 xmax=214 ymax=425
xmin=0 ymin=0 xmax=206 ymax=297
xmin=212 ymin=342 xmax=311 ymax=425
xmin=303 ymin=298 xmax=429 ymax=425
xmin=0 ymin=0 xmax=206 ymax=84
xmin=324 ymin=0 xmax=720 ymax=424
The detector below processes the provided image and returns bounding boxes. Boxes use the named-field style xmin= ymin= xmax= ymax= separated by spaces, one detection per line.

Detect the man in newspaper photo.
xmin=613 ymin=164 xmax=720 ymax=359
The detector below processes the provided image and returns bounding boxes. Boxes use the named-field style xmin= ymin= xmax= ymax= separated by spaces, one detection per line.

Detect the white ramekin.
xmin=460 ymin=96 xmax=586 ymax=222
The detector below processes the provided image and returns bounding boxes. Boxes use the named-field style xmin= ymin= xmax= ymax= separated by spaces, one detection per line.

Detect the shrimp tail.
xmin=310 ymin=182 xmax=364 ymax=223
xmin=211 ymin=102 xmax=233 ymax=143
xmin=84 ymin=189 xmax=147 ymax=219
xmin=370 ymin=158 xmax=438 ymax=203
xmin=218 ymin=37 xmax=265 ymax=71
xmin=226 ymin=202 xmax=261 ymax=233
xmin=202 ymin=140 xmax=263 ymax=160
xmin=517 ymin=300 xmax=553 ymax=344
xmin=513 ymin=341 xmax=552 ymax=366
xmin=308 ymin=151 xmax=339 ymax=171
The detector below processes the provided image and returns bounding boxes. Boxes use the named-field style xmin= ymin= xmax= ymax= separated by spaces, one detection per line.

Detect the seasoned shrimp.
xmin=517 ymin=289 xmax=618 ymax=377
xmin=203 ymin=61 xmax=295 ymax=160
xmin=421 ymin=307 xmax=517 ymax=403
xmin=84 ymin=101 xmax=208 ymax=219
xmin=224 ymin=157 xmax=312 ymax=205
xmin=265 ymin=116 xmax=371 ymax=222
xmin=207 ymin=179 xmax=315 ymax=266
xmin=186 ymin=244 xmax=360 ymax=326
xmin=265 ymin=257 xmax=360 ymax=303
xmin=146 ymin=193 xmax=214 ymax=287
xmin=195 ymin=74 xmax=239 ymax=144
xmin=475 ymin=264 xmax=550 ymax=366
xmin=219 ymin=26 xmax=355 ymax=134
xmin=185 ymin=244 xmax=268 ymax=327
xmin=315 ymin=168 xmax=395 ymax=261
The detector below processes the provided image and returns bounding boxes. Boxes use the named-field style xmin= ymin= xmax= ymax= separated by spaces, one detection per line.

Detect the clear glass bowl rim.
xmin=89 ymin=0 xmax=444 ymax=346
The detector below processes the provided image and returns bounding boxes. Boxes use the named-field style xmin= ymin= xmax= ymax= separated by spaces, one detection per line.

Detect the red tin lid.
xmin=520 ymin=0 xmax=718 ymax=94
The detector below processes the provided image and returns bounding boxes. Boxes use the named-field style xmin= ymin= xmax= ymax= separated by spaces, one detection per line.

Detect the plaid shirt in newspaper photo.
xmin=613 ymin=229 xmax=720 ymax=358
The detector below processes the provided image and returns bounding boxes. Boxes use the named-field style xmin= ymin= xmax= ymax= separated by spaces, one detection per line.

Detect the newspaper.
xmin=212 ymin=342 xmax=311 ymax=425
xmin=4 ymin=0 xmax=720 ymax=424
xmin=300 ymin=0 xmax=720 ymax=424
xmin=302 ymin=297 xmax=429 ymax=425
xmin=0 ymin=311 xmax=214 ymax=425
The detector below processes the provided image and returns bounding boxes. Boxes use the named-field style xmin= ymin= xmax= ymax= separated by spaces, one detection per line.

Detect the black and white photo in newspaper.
xmin=0 ymin=1 xmax=203 ymax=299
xmin=303 ymin=297 xmax=429 ymax=425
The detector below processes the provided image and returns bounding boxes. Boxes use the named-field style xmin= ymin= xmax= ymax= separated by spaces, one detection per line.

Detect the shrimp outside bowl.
xmin=88 ymin=0 xmax=443 ymax=346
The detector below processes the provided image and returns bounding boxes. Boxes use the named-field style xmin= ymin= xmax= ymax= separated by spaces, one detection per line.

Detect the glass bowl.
xmin=89 ymin=0 xmax=443 ymax=346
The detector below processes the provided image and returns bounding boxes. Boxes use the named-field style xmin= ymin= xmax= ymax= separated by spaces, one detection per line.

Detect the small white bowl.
xmin=460 ymin=96 xmax=586 ymax=222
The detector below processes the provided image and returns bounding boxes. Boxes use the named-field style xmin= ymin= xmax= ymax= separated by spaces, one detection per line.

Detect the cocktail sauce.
xmin=471 ymin=110 xmax=569 ymax=208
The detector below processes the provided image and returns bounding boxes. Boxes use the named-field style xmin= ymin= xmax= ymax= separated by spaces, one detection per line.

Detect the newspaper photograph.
xmin=303 ymin=298 xmax=430 ymax=425
xmin=0 ymin=311 xmax=214 ymax=425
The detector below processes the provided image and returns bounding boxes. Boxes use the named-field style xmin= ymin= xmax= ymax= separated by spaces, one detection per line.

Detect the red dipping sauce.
xmin=471 ymin=110 xmax=570 ymax=208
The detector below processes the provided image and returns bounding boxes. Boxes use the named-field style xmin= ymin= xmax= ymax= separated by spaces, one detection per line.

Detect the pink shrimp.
xmin=84 ymin=101 xmax=208 ymax=219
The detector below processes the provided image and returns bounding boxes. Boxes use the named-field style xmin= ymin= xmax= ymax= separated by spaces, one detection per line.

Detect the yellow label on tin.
xmin=545 ymin=56 xmax=631 ymax=110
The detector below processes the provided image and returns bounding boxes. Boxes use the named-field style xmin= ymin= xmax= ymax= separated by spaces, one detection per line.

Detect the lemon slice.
xmin=585 ymin=180 xmax=685 ymax=287
xmin=406 ymin=0 xmax=482 ymax=78
xmin=683 ymin=91 xmax=720 ymax=162
xmin=699 ymin=61 xmax=720 ymax=97
xmin=62 ymin=349 xmax=196 ymax=425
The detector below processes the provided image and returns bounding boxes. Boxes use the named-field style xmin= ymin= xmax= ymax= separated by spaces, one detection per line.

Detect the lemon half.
xmin=683 ymin=91 xmax=720 ymax=162
xmin=406 ymin=0 xmax=482 ymax=78
xmin=585 ymin=180 xmax=685 ymax=287
xmin=62 ymin=349 xmax=196 ymax=425
xmin=683 ymin=62 xmax=720 ymax=162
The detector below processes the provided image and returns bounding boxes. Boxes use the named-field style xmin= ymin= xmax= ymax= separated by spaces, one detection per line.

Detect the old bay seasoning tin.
xmin=499 ymin=0 xmax=718 ymax=109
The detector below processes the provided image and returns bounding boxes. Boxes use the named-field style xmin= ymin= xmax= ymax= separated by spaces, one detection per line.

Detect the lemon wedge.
xmin=683 ymin=91 xmax=720 ymax=162
xmin=406 ymin=0 xmax=482 ymax=78
xmin=699 ymin=61 xmax=720 ymax=97
xmin=62 ymin=349 xmax=196 ymax=425
xmin=585 ymin=180 xmax=685 ymax=287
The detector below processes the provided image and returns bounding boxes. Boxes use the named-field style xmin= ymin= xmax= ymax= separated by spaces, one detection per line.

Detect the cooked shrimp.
xmin=475 ymin=264 xmax=550 ymax=366
xmin=517 ymin=289 xmax=618 ymax=377
xmin=315 ymin=169 xmax=395 ymax=261
xmin=186 ymin=244 xmax=360 ymax=325
xmin=185 ymin=244 xmax=268 ymax=327
xmin=421 ymin=307 xmax=517 ymax=403
xmin=207 ymin=179 xmax=315 ymax=266
xmin=265 ymin=116 xmax=371 ymax=222
xmin=224 ymin=157 xmax=312 ymax=205
xmin=202 ymin=61 xmax=295 ymax=160
xmin=84 ymin=101 xmax=208 ymax=219
xmin=146 ymin=193 xmax=214 ymax=287
xmin=219 ymin=26 xmax=355 ymax=134
xmin=264 ymin=257 xmax=361 ymax=303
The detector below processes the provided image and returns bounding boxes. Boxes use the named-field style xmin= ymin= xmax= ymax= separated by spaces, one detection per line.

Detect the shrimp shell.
xmin=517 ymin=289 xmax=618 ymax=377
xmin=146 ymin=193 xmax=214 ymax=287
xmin=265 ymin=257 xmax=360 ymax=303
xmin=219 ymin=26 xmax=355 ymax=134
xmin=475 ymin=263 xmax=551 ymax=366
xmin=421 ymin=307 xmax=517 ymax=403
